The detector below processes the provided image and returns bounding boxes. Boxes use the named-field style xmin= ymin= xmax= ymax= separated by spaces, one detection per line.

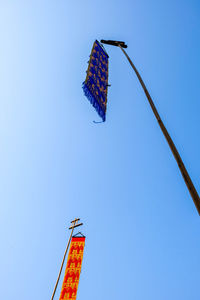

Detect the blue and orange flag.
xmin=59 ymin=236 xmax=86 ymax=300
xmin=83 ymin=40 xmax=109 ymax=122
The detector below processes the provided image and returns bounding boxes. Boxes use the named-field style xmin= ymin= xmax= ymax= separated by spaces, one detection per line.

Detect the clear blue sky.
xmin=0 ymin=1 xmax=200 ymax=299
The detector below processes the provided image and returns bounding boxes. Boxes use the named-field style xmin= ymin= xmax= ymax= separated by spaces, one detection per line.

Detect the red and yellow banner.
xmin=59 ymin=236 xmax=86 ymax=300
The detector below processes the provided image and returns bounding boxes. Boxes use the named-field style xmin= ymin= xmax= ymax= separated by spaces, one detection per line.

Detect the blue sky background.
xmin=0 ymin=1 xmax=200 ymax=299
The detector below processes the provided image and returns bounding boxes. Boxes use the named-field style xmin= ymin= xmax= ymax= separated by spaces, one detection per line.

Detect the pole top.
xmin=101 ymin=40 xmax=127 ymax=48
xmin=69 ymin=218 xmax=83 ymax=230
xmin=71 ymin=218 xmax=80 ymax=223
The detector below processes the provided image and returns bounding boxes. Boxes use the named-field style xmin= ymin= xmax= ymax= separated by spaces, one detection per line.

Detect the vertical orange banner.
xmin=59 ymin=236 xmax=86 ymax=300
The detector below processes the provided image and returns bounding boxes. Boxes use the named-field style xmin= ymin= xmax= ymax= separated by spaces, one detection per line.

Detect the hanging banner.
xmin=59 ymin=236 xmax=86 ymax=300
xmin=83 ymin=40 xmax=109 ymax=122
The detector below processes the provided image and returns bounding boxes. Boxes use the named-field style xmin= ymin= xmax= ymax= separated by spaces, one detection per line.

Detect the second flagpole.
xmin=51 ymin=218 xmax=83 ymax=300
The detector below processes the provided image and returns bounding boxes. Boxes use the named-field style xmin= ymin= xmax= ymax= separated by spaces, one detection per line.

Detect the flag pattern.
xmin=83 ymin=40 xmax=109 ymax=121
xmin=59 ymin=237 xmax=86 ymax=300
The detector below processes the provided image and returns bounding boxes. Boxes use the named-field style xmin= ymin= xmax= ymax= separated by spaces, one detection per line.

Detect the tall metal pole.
xmin=51 ymin=218 xmax=83 ymax=300
xmin=101 ymin=39 xmax=200 ymax=215
xmin=118 ymin=44 xmax=200 ymax=215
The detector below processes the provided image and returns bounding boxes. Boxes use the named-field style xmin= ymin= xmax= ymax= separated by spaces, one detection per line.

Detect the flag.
xmin=59 ymin=236 xmax=86 ymax=300
xmin=83 ymin=40 xmax=109 ymax=122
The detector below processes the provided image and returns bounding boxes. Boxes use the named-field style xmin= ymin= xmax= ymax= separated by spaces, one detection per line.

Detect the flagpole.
xmin=51 ymin=218 xmax=83 ymax=300
xmin=101 ymin=40 xmax=200 ymax=215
